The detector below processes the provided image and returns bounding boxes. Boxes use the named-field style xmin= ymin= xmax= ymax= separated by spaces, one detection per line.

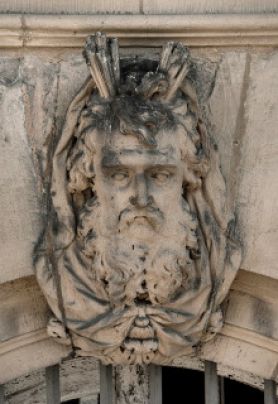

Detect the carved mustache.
xmin=118 ymin=205 xmax=164 ymax=231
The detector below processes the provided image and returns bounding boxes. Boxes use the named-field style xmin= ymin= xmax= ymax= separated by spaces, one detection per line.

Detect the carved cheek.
xmin=101 ymin=181 xmax=134 ymax=213
xmin=147 ymin=177 xmax=183 ymax=210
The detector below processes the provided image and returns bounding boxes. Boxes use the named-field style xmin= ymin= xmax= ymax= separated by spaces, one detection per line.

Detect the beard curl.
xmin=77 ymin=197 xmax=200 ymax=307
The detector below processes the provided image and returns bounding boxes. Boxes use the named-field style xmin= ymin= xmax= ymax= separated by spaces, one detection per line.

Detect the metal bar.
xmin=149 ymin=365 xmax=162 ymax=404
xmin=0 ymin=384 xmax=4 ymax=404
xmin=220 ymin=376 xmax=225 ymax=404
xmin=100 ymin=363 xmax=113 ymax=404
xmin=264 ymin=379 xmax=277 ymax=404
xmin=205 ymin=361 xmax=220 ymax=404
xmin=45 ymin=364 xmax=60 ymax=404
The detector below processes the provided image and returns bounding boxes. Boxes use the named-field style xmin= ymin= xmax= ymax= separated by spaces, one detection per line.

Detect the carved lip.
xmin=124 ymin=338 xmax=158 ymax=353
xmin=128 ymin=324 xmax=154 ymax=339
xmin=130 ymin=216 xmax=152 ymax=226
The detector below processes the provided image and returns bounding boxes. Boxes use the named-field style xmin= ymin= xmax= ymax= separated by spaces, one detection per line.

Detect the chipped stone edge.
xmin=0 ymin=14 xmax=278 ymax=48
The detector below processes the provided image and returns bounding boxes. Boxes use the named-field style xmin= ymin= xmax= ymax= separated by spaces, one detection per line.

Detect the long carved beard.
xmin=77 ymin=196 xmax=199 ymax=308
xmin=60 ymin=196 xmax=213 ymax=364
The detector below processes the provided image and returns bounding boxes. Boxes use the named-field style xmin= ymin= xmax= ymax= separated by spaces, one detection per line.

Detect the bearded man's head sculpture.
xmin=35 ymin=32 xmax=241 ymax=365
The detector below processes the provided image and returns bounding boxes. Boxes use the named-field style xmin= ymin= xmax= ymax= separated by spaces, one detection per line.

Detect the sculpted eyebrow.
xmin=121 ymin=148 xmax=173 ymax=156
xmin=101 ymin=146 xmax=178 ymax=171
xmin=148 ymin=164 xmax=177 ymax=170
xmin=102 ymin=163 xmax=127 ymax=170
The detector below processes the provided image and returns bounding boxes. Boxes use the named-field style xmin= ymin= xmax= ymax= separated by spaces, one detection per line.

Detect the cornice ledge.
xmin=221 ymin=323 xmax=278 ymax=354
xmin=0 ymin=323 xmax=277 ymax=383
xmin=0 ymin=329 xmax=70 ymax=384
xmin=0 ymin=328 xmax=48 ymax=356
xmin=0 ymin=14 xmax=278 ymax=47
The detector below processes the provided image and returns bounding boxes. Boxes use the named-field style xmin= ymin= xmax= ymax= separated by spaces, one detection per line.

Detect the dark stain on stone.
xmin=128 ymin=384 xmax=135 ymax=396
xmin=51 ymin=211 xmax=60 ymax=236
xmin=32 ymin=228 xmax=47 ymax=266
xmin=101 ymin=146 xmax=121 ymax=168
xmin=0 ymin=58 xmax=21 ymax=87
xmin=204 ymin=210 xmax=211 ymax=225
xmin=189 ymin=248 xmax=201 ymax=260
xmin=204 ymin=210 xmax=220 ymax=244
xmin=211 ymin=222 xmax=220 ymax=245
xmin=0 ymin=308 xmax=19 ymax=341
xmin=252 ymin=298 xmax=274 ymax=339
xmin=191 ymin=276 xmax=201 ymax=290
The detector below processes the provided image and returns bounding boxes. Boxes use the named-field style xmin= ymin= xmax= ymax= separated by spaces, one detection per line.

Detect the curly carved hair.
xmin=65 ymin=33 xmax=210 ymax=207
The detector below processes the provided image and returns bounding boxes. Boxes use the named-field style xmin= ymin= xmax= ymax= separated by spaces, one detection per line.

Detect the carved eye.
xmin=111 ymin=171 xmax=130 ymax=182
xmin=150 ymin=170 xmax=172 ymax=184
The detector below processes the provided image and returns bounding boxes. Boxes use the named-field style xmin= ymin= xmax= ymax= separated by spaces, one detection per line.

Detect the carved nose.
xmin=130 ymin=174 xmax=153 ymax=208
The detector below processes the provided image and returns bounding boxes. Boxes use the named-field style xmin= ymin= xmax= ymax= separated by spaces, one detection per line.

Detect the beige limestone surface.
xmin=237 ymin=52 xmax=278 ymax=279
xmin=0 ymin=61 xmax=41 ymax=283
xmin=0 ymin=14 xmax=277 ymax=48
xmin=0 ymin=0 xmax=277 ymax=14
xmin=0 ymin=45 xmax=277 ymax=384
xmin=1 ymin=48 xmax=277 ymax=282
xmin=33 ymin=34 xmax=241 ymax=366
xmin=208 ymin=49 xmax=278 ymax=280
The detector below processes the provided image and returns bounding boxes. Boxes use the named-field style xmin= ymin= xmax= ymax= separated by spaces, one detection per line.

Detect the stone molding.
xmin=1 ymin=323 xmax=277 ymax=370
xmin=1 ymin=270 xmax=275 ymax=383
xmin=0 ymin=322 xmax=276 ymax=384
xmin=0 ymin=16 xmax=277 ymax=386
xmin=0 ymin=329 xmax=48 ymax=357
xmin=0 ymin=14 xmax=278 ymax=47
xmin=220 ymin=324 xmax=278 ymax=355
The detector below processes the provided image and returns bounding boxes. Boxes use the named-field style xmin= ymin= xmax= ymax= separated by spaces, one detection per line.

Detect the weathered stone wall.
xmin=1 ymin=48 xmax=278 ymax=282
xmin=0 ymin=0 xmax=277 ymax=14
xmin=4 ymin=357 xmax=99 ymax=403
xmin=0 ymin=3 xmax=277 ymax=393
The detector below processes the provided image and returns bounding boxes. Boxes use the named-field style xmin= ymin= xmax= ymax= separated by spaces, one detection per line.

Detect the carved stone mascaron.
xmin=35 ymin=32 xmax=241 ymax=365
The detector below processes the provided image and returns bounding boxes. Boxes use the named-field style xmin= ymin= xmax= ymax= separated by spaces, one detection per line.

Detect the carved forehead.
xmin=93 ymin=129 xmax=183 ymax=168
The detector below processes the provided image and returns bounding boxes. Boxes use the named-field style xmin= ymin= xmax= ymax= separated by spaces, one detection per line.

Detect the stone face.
xmin=0 ymin=33 xmax=276 ymax=388
xmin=34 ymin=34 xmax=241 ymax=365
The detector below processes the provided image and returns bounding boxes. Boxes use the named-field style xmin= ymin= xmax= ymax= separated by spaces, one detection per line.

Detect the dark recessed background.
xmin=162 ymin=366 xmax=264 ymax=404
xmin=62 ymin=367 xmax=264 ymax=404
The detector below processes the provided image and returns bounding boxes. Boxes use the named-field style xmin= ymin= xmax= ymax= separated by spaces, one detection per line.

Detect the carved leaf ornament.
xmin=35 ymin=32 xmax=241 ymax=365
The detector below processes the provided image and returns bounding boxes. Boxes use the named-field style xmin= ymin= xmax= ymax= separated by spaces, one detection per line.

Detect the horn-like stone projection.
xmin=35 ymin=32 xmax=242 ymax=365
